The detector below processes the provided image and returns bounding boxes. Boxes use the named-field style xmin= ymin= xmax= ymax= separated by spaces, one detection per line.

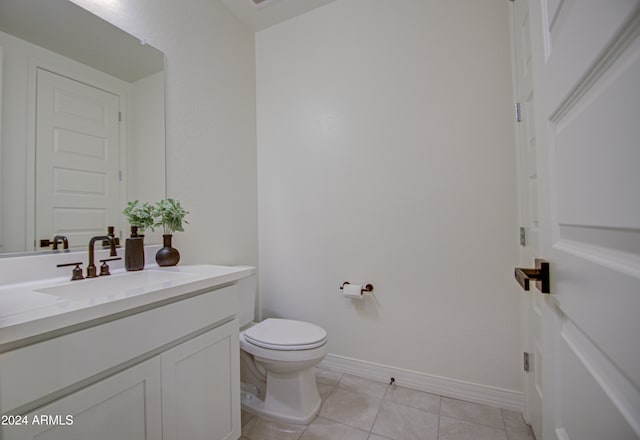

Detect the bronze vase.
xmin=156 ymin=234 xmax=180 ymax=266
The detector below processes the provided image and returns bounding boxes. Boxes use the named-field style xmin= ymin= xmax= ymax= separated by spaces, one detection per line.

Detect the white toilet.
xmin=238 ymin=275 xmax=328 ymax=425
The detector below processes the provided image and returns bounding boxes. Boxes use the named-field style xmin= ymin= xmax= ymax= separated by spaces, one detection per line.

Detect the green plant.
xmin=122 ymin=200 xmax=155 ymax=233
xmin=154 ymin=198 xmax=189 ymax=234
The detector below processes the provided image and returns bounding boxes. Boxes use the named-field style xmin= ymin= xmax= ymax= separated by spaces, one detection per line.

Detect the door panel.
xmin=36 ymin=68 xmax=120 ymax=248
xmin=557 ymin=320 xmax=637 ymax=440
xmin=543 ymin=3 xmax=640 ymax=390
xmin=529 ymin=1 xmax=640 ymax=438
xmin=543 ymin=0 xmax=638 ymax=106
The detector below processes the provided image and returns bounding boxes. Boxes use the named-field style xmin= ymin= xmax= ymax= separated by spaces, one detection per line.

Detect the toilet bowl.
xmin=239 ymin=318 xmax=328 ymax=424
xmin=236 ymin=275 xmax=328 ymax=425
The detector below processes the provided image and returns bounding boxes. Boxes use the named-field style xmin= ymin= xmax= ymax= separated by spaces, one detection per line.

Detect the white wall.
xmin=130 ymin=71 xmax=165 ymax=245
xmin=73 ymin=0 xmax=258 ymax=266
xmin=0 ymin=31 xmax=29 ymax=253
xmin=257 ymin=0 xmax=520 ymax=392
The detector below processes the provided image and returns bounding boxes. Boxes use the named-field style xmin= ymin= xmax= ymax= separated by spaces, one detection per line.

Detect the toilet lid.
xmin=244 ymin=318 xmax=327 ymax=350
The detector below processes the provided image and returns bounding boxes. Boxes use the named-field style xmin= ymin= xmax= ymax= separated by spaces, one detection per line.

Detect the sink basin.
xmin=35 ymin=270 xmax=202 ymax=301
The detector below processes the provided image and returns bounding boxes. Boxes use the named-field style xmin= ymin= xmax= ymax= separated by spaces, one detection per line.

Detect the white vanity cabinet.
xmin=0 ymin=283 xmax=241 ymax=440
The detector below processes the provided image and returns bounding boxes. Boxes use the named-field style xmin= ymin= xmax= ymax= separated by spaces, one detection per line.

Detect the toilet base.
xmin=240 ymin=368 xmax=322 ymax=425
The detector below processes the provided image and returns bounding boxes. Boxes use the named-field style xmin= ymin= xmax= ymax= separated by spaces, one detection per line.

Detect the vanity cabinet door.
xmin=161 ymin=319 xmax=240 ymax=440
xmin=2 ymin=357 xmax=162 ymax=440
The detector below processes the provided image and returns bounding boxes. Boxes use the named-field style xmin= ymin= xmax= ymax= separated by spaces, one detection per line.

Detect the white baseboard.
xmin=319 ymin=353 xmax=522 ymax=412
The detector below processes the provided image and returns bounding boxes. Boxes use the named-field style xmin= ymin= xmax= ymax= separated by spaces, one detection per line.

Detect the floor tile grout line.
xmin=297 ymin=415 xmax=309 ymax=440
xmin=315 ymin=405 xmax=373 ymax=434
xmin=501 ymin=407 xmax=508 ymax=432
xmin=440 ymin=396 xmax=509 ymax=431
xmin=436 ymin=396 xmax=442 ymax=440
xmin=439 ymin=413 xmax=508 ymax=432
xmin=366 ymin=383 xmax=390 ymax=438
xmin=384 ymin=388 xmax=442 ymax=418
xmin=336 ymin=373 xmax=393 ymax=400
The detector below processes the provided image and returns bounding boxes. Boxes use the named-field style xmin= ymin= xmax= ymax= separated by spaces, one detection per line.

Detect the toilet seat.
xmin=244 ymin=318 xmax=327 ymax=350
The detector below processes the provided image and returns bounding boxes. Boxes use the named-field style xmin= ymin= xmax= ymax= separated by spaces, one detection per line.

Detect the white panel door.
xmin=3 ymin=357 xmax=162 ymax=440
xmin=512 ymin=1 xmax=543 ymax=437
xmin=36 ymin=68 xmax=120 ymax=249
xmin=527 ymin=1 xmax=640 ymax=439
xmin=161 ymin=320 xmax=241 ymax=440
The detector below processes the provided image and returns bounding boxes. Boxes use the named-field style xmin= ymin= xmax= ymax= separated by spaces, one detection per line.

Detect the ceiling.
xmin=0 ymin=0 xmax=163 ymax=83
xmin=219 ymin=0 xmax=337 ymax=31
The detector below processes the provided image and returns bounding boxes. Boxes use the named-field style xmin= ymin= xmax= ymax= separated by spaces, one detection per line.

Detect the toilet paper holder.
xmin=340 ymin=282 xmax=374 ymax=293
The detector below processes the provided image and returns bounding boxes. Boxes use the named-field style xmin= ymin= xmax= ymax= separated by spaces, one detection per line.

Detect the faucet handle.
xmin=57 ymin=262 xmax=84 ymax=281
xmin=102 ymin=226 xmax=120 ymax=248
xmin=99 ymin=257 xmax=121 ymax=276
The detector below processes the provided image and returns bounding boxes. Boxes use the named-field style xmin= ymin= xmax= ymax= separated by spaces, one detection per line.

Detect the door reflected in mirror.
xmin=0 ymin=0 xmax=166 ymax=255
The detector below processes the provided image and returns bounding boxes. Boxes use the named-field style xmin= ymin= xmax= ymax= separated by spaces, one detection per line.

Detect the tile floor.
xmin=240 ymin=367 xmax=535 ymax=440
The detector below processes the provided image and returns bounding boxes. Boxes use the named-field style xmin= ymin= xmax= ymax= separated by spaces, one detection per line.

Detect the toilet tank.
xmin=237 ymin=273 xmax=257 ymax=327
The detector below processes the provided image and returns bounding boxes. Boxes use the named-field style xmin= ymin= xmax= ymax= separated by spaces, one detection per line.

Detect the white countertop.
xmin=0 ymin=264 xmax=255 ymax=349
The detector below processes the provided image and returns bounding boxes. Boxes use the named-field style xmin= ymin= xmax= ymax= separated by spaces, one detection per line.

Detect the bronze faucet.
xmin=87 ymin=236 xmax=117 ymax=278
xmin=52 ymin=235 xmax=69 ymax=250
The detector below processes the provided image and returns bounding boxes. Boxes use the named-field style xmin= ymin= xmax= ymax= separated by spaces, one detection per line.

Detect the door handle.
xmin=514 ymin=259 xmax=550 ymax=294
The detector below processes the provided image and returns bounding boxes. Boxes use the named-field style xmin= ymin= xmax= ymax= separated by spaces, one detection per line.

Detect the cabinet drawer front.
xmin=0 ymin=284 xmax=238 ymax=413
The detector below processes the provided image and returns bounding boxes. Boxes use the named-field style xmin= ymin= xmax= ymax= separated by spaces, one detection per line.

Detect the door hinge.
xmin=520 ymin=227 xmax=526 ymax=246
xmin=118 ymin=111 xmax=122 ymax=122
xmin=119 ymin=170 xmax=123 ymax=181
xmin=523 ymin=352 xmax=530 ymax=372
xmin=514 ymin=102 xmax=522 ymax=122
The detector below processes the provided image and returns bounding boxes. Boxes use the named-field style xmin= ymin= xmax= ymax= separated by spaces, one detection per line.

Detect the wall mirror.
xmin=0 ymin=0 xmax=166 ymax=256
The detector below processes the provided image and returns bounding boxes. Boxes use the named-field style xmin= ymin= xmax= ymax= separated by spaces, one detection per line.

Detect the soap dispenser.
xmin=124 ymin=226 xmax=145 ymax=271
